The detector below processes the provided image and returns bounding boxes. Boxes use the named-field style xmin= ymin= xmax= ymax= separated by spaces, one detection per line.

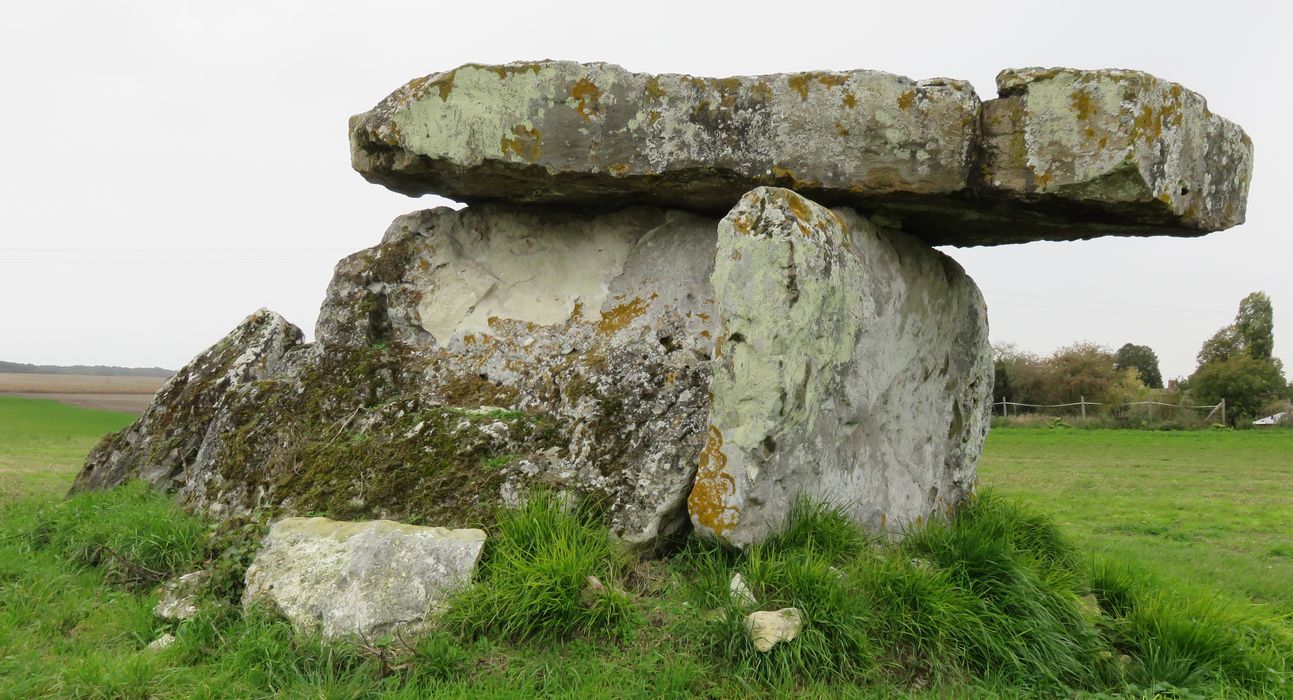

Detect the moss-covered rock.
xmin=73 ymin=193 xmax=989 ymax=553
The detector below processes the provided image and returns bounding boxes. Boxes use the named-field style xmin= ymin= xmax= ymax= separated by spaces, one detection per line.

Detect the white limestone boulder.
xmin=242 ymin=517 xmax=485 ymax=639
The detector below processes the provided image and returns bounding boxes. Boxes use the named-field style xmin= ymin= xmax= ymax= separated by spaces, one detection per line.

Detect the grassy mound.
xmin=2 ymin=484 xmax=1289 ymax=698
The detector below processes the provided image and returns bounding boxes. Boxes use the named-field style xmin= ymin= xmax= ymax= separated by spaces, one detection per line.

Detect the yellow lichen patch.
xmin=787 ymin=74 xmax=813 ymax=100
xmin=860 ymin=165 xmax=906 ymax=191
xmin=417 ymin=259 xmax=430 ymax=271
xmin=647 ymin=110 xmax=662 ymax=125
xmin=571 ymin=301 xmax=585 ymax=321
xmin=751 ymin=81 xmax=773 ymax=102
xmin=571 ymin=78 xmax=602 ymax=121
xmin=841 ymin=90 xmax=857 ymax=109
xmin=1132 ymin=105 xmax=1164 ymax=145
xmin=783 ymin=192 xmax=815 ymax=226
xmin=596 ymin=297 xmax=649 ymax=334
xmin=1069 ymin=88 xmax=1096 ymax=120
xmin=896 ymin=90 xmax=916 ymax=110
xmin=404 ymin=76 xmax=430 ymax=99
xmin=834 ymin=122 xmax=850 ymax=137
xmin=487 ymin=63 xmax=543 ymax=79
xmin=608 ymin=162 xmax=631 ymax=176
xmin=687 ymin=426 xmax=739 ymax=537
xmin=711 ymin=77 xmax=743 ymax=92
xmin=699 ymin=329 xmax=712 ymax=338
xmin=462 ymin=334 xmax=477 ymax=345
xmin=435 ymin=71 xmax=456 ymax=101
xmin=1035 ymin=171 xmax=1054 ymax=188
xmin=500 ymin=124 xmax=542 ymax=161
xmin=644 ymin=77 xmax=667 ymax=98
xmin=817 ymin=73 xmax=849 ymax=88
xmin=729 ymin=214 xmax=753 ymax=236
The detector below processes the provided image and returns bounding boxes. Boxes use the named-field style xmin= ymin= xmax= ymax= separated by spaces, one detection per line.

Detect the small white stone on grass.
xmin=145 ymin=633 xmax=176 ymax=653
xmin=745 ymin=607 xmax=803 ymax=652
xmin=729 ymin=573 xmax=756 ymax=607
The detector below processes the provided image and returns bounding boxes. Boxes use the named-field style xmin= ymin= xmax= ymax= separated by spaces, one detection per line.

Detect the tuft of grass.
xmin=899 ymin=492 xmax=1108 ymax=690
xmin=759 ymin=496 xmax=873 ymax=563
xmin=22 ymin=480 xmax=206 ymax=589
xmin=442 ymin=492 xmax=638 ymax=642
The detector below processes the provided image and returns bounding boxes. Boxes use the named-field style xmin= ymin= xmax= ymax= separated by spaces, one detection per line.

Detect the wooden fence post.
xmin=1221 ymin=398 xmax=1226 ymax=425
xmin=1080 ymin=396 xmax=1086 ymax=420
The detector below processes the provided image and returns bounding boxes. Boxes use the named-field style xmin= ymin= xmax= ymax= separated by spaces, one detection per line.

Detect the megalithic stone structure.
xmin=72 ymin=61 xmax=1251 ymax=552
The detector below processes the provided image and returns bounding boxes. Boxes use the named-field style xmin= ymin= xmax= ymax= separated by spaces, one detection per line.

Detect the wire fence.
xmin=994 ymin=397 xmax=1226 ymax=423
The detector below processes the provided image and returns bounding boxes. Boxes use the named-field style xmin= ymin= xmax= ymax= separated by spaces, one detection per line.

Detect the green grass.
xmin=1 ymin=395 xmax=1291 ymax=697
xmin=979 ymin=427 xmax=1293 ymax=615
xmin=0 ymin=395 xmax=134 ymax=499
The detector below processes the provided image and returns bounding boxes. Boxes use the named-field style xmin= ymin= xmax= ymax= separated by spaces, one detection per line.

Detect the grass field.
xmin=0 ymin=395 xmax=1289 ymax=697
xmin=0 ymin=396 xmax=135 ymax=500
xmin=978 ymin=427 xmax=1293 ymax=615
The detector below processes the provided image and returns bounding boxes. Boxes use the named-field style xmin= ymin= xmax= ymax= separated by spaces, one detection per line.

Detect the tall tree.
xmin=1235 ymin=291 xmax=1274 ymax=360
xmin=1198 ymin=291 xmax=1276 ymax=366
xmin=1192 ymin=291 xmax=1287 ymax=423
xmin=1197 ymin=325 xmax=1242 ymax=366
xmin=1115 ymin=343 xmax=1163 ymax=389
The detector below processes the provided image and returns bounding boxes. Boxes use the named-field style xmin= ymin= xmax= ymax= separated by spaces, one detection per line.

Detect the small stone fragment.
xmin=145 ymin=633 xmax=176 ymax=653
xmin=580 ymin=575 xmax=607 ymax=608
xmin=746 ymin=607 xmax=803 ymax=652
xmin=242 ymin=517 xmax=486 ymax=639
xmin=154 ymin=570 xmax=209 ymax=621
xmin=729 ymin=573 xmax=756 ymax=607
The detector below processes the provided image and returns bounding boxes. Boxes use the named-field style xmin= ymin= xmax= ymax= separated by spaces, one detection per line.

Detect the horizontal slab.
xmin=349 ymin=62 xmax=978 ymax=225
xmin=350 ymin=61 xmax=1252 ymax=245
xmin=975 ymin=67 xmax=1252 ymax=237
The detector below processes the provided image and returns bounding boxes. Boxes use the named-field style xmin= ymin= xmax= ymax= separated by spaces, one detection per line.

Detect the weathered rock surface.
xmin=689 ymin=188 xmax=991 ymax=549
xmin=974 ymin=67 xmax=1253 ymax=237
xmin=746 ymin=607 xmax=803 ymax=652
xmin=73 ymin=190 xmax=992 ymax=552
xmin=350 ymin=60 xmax=979 ymax=221
xmin=242 ymin=517 xmax=485 ymax=638
xmin=350 ymin=61 xmax=1251 ymax=245
xmin=69 ymin=308 xmax=306 ymax=504
xmin=72 ymin=205 xmax=720 ymax=550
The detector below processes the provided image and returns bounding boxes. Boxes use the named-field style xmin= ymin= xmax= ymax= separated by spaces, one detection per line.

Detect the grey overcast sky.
xmin=1 ymin=0 xmax=1289 ymax=380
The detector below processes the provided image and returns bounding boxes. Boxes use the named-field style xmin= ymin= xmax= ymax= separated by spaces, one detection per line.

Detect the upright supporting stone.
xmin=688 ymin=188 xmax=992 ymax=548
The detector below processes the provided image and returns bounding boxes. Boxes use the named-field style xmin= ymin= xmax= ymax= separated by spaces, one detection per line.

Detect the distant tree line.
xmin=0 ymin=360 xmax=174 ymax=378
xmin=994 ymin=291 xmax=1290 ymax=425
